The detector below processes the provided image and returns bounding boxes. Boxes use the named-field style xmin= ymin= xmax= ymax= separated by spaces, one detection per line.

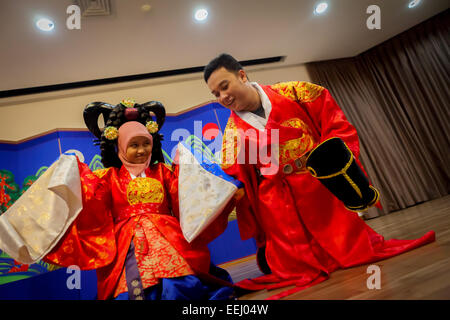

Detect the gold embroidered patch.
xmin=271 ymin=81 xmax=324 ymax=103
xmin=93 ymin=168 xmax=111 ymax=179
xmin=221 ymin=117 xmax=240 ymax=169
xmin=279 ymin=118 xmax=316 ymax=166
xmin=127 ymin=177 xmax=165 ymax=205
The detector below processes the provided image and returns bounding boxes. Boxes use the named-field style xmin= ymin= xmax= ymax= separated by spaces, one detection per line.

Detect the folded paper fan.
xmin=177 ymin=140 xmax=243 ymax=243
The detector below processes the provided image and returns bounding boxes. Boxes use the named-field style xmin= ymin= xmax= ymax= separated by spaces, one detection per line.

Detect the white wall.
xmin=0 ymin=63 xmax=311 ymax=142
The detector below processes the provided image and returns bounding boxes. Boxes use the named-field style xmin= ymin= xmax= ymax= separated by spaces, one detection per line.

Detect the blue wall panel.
xmin=0 ymin=145 xmax=19 ymax=182
xmin=208 ymin=220 xmax=257 ymax=265
xmin=58 ymin=131 xmax=100 ymax=165
xmin=14 ymin=132 xmax=60 ymax=185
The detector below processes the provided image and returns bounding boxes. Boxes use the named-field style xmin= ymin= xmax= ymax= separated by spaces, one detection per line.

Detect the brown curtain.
xmin=307 ymin=10 xmax=450 ymax=217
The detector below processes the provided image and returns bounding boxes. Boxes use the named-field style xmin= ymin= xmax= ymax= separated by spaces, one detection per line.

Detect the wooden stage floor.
xmin=218 ymin=195 xmax=450 ymax=300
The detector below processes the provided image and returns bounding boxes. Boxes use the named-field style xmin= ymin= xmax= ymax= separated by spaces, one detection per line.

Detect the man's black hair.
xmin=203 ymin=53 xmax=243 ymax=82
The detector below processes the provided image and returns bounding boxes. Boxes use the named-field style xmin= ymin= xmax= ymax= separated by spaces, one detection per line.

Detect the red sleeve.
xmin=270 ymin=81 xmax=360 ymax=157
xmin=44 ymin=160 xmax=117 ymax=270
xmin=301 ymin=88 xmax=360 ymax=158
xmin=161 ymin=162 xmax=180 ymax=220
xmin=294 ymin=83 xmax=381 ymax=209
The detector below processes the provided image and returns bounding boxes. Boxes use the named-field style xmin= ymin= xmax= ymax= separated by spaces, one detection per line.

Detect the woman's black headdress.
xmin=83 ymin=99 xmax=166 ymax=168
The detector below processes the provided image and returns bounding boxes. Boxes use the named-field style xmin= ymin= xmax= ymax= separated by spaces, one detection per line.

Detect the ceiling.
xmin=0 ymin=0 xmax=448 ymax=93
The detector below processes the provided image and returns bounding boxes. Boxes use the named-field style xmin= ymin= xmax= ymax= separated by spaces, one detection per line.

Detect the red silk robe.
xmin=44 ymin=161 xmax=231 ymax=300
xmin=221 ymin=81 xmax=435 ymax=299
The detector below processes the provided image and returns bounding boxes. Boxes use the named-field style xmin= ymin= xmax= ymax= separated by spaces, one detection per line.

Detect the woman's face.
xmin=126 ymin=136 xmax=153 ymax=164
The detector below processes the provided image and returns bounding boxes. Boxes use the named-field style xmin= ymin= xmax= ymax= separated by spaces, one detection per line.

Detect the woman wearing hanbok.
xmin=0 ymin=100 xmax=235 ymax=300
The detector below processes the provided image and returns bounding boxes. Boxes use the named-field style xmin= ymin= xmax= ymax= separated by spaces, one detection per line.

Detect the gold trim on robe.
xmin=221 ymin=117 xmax=240 ymax=169
xmin=271 ymin=81 xmax=325 ymax=103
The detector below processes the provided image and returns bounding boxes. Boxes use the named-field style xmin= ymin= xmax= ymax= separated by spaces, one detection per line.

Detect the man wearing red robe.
xmin=204 ymin=53 xmax=435 ymax=299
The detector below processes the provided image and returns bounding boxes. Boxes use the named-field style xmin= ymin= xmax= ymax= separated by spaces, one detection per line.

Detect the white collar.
xmin=235 ymin=82 xmax=272 ymax=131
xmin=129 ymin=171 xmax=147 ymax=179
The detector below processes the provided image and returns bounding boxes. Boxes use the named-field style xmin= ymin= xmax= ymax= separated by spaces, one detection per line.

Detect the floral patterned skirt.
xmin=113 ymin=216 xmax=195 ymax=297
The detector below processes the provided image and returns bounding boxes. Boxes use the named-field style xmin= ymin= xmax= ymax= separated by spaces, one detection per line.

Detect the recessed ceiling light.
xmin=314 ymin=2 xmax=328 ymax=15
xmin=195 ymin=8 xmax=208 ymax=21
xmin=141 ymin=4 xmax=152 ymax=12
xmin=408 ymin=0 xmax=421 ymax=8
xmin=36 ymin=18 xmax=54 ymax=31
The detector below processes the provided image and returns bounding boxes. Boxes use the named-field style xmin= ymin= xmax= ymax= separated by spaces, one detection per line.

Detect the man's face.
xmin=207 ymin=67 xmax=253 ymax=112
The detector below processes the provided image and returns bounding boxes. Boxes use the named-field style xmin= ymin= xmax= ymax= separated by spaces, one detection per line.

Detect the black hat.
xmin=306 ymin=137 xmax=380 ymax=212
xmin=83 ymin=99 xmax=166 ymax=168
